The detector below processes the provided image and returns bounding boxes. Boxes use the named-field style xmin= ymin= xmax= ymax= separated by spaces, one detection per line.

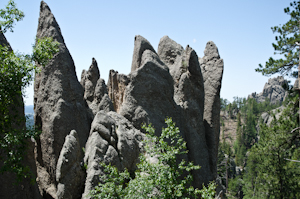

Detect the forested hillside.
xmin=219 ymin=82 xmax=300 ymax=198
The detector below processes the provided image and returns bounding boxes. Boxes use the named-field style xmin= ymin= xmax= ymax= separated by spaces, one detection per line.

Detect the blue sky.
xmin=1 ymin=0 xmax=294 ymax=105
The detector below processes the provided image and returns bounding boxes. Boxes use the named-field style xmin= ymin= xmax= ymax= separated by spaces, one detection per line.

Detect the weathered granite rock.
xmin=107 ymin=70 xmax=130 ymax=113
xmin=249 ymin=76 xmax=288 ymax=104
xmin=56 ymin=130 xmax=85 ymax=199
xmin=81 ymin=59 xmax=114 ymax=116
xmin=0 ymin=30 xmax=41 ymax=199
xmin=82 ymin=111 xmax=143 ymax=198
xmin=131 ymin=35 xmax=156 ymax=72
xmin=157 ymin=36 xmax=214 ymax=187
xmin=81 ymin=58 xmax=100 ymax=102
xmin=200 ymin=41 xmax=224 ymax=179
xmin=34 ymin=1 xmax=91 ymax=197
xmin=30 ymin=2 xmax=224 ymax=195
xmin=120 ymin=48 xmax=181 ymax=134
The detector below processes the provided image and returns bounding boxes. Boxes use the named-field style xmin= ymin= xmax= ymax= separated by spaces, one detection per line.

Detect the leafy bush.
xmin=90 ymin=118 xmax=216 ymax=199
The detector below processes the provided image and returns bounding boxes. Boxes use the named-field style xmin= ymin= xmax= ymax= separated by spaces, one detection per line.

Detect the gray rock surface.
xmin=108 ymin=35 xmax=224 ymax=188
xmin=56 ymin=130 xmax=85 ymax=199
xmin=30 ymin=2 xmax=224 ymax=196
xmin=82 ymin=111 xmax=143 ymax=198
xmin=200 ymin=41 xmax=224 ymax=179
xmin=131 ymin=35 xmax=156 ymax=72
xmin=81 ymin=58 xmax=100 ymax=102
xmin=81 ymin=59 xmax=114 ymax=116
xmin=249 ymin=76 xmax=288 ymax=104
xmin=157 ymin=36 xmax=216 ymax=187
xmin=34 ymin=1 xmax=91 ymax=197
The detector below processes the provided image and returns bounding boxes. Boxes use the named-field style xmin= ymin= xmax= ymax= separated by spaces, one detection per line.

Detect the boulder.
xmin=56 ymin=130 xmax=85 ymax=199
xmin=34 ymin=1 xmax=91 ymax=197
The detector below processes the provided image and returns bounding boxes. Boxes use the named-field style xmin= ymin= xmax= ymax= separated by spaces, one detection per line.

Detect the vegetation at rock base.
xmin=90 ymin=118 xmax=216 ymax=199
xmin=0 ymin=0 xmax=59 ymax=181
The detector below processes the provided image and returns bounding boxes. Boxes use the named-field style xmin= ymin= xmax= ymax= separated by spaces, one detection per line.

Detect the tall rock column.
xmin=200 ymin=41 xmax=224 ymax=179
xmin=34 ymin=1 xmax=91 ymax=198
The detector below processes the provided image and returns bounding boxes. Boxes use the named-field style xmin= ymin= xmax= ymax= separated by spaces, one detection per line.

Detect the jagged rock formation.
xmin=20 ymin=1 xmax=224 ymax=198
xmin=34 ymin=1 xmax=91 ymax=197
xmin=81 ymin=58 xmax=114 ymax=116
xmin=249 ymin=76 xmax=288 ymax=104
xmin=200 ymin=41 xmax=224 ymax=180
xmin=107 ymin=70 xmax=129 ymax=112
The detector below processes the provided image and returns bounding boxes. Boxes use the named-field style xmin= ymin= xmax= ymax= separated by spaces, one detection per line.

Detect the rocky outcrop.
xmin=249 ymin=76 xmax=288 ymax=104
xmin=81 ymin=58 xmax=114 ymax=116
xmin=107 ymin=70 xmax=129 ymax=113
xmin=29 ymin=2 xmax=224 ymax=198
xmin=34 ymin=1 xmax=91 ymax=197
xmin=131 ymin=35 xmax=156 ymax=72
xmin=82 ymin=111 xmax=143 ymax=198
xmin=200 ymin=41 xmax=224 ymax=179
xmin=56 ymin=130 xmax=85 ymax=199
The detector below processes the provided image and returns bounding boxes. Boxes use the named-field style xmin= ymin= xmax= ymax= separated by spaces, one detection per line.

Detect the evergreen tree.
xmin=256 ymin=1 xmax=300 ymax=77
xmin=243 ymin=95 xmax=300 ymax=198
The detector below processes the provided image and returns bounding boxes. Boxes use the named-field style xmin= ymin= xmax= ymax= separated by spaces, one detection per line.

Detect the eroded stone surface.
xmin=34 ymin=1 xmax=91 ymax=197
xmin=56 ymin=130 xmax=85 ymax=199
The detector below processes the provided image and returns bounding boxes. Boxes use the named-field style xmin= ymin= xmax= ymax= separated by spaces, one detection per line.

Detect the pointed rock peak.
xmin=131 ymin=35 xmax=156 ymax=72
xmin=87 ymin=57 xmax=100 ymax=82
xmin=203 ymin=41 xmax=220 ymax=61
xmin=185 ymin=45 xmax=201 ymax=77
xmin=37 ymin=1 xmax=64 ymax=43
xmin=157 ymin=35 xmax=184 ymax=66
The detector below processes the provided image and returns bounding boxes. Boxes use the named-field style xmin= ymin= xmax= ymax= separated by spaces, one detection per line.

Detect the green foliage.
xmin=90 ymin=118 xmax=216 ymax=199
xmin=0 ymin=37 xmax=58 ymax=181
xmin=243 ymin=95 xmax=300 ymax=198
xmin=0 ymin=0 xmax=59 ymax=181
xmin=256 ymin=1 xmax=300 ymax=77
xmin=227 ymin=176 xmax=243 ymax=199
xmin=0 ymin=0 xmax=24 ymax=33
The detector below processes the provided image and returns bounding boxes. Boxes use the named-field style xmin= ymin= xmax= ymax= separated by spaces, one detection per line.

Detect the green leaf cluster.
xmin=90 ymin=118 xmax=216 ymax=199
xmin=0 ymin=0 xmax=24 ymax=33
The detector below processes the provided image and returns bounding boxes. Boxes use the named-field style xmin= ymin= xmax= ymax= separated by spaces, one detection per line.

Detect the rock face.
xmin=56 ymin=130 xmax=85 ymax=199
xmin=34 ymin=1 xmax=91 ymax=197
xmin=81 ymin=58 xmax=114 ymax=116
xmin=200 ymin=41 xmax=224 ymax=179
xmin=28 ymin=2 xmax=224 ymax=198
xmin=82 ymin=111 xmax=143 ymax=198
xmin=249 ymin=76 xmax=288 ymax=104
xmin=107 ymin=35 xmax=223 ymax=188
